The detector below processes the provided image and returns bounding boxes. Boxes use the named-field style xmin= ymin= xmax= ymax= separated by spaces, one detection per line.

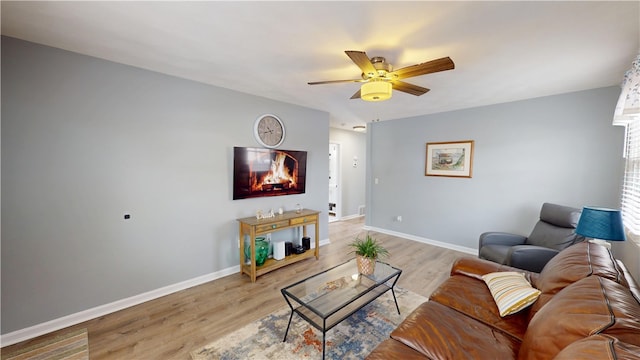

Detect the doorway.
xmin=329 ymin=143 xmax=341 ymax=222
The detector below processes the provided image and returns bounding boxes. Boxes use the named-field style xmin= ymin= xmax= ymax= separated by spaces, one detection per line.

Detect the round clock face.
xmin=254 ymin=114 xmax=285 ymax=148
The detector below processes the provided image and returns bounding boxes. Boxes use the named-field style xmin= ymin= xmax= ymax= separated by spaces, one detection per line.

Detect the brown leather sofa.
xmin=367 ymin=242 xmax=640 ymax=359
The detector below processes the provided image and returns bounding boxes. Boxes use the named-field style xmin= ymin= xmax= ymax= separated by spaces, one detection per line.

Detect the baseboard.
xmin=338 ymin=213 xmax=365 ymax=221
xmin=1 ymin=238 xmax=331 ymax=347
xmin=363 ymin=226 xmax=477 ymax=255
xmin=318 ymin=238 xmax=331 ymax=247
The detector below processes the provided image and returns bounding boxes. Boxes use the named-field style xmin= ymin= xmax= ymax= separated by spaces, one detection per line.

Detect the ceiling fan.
xmin=308 ymin=50 xmax=455 ymax=101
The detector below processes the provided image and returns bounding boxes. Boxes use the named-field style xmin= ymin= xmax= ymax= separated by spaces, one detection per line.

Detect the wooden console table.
xmin=237 ymin=209 xmax=320 ymax=282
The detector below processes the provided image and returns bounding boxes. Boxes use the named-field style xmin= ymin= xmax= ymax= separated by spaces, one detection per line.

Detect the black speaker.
xmin=302 ymin=237 xmax=311 ymax=250
xmin=284 ymin=242 xmax=293 ymax=256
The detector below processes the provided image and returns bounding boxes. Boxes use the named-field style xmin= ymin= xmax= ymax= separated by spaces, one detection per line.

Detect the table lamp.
xmin=575 ymin=206 xmax=626 ymax=249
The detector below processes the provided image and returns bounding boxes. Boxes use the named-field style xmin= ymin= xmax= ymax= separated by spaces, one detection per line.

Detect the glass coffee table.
xmin=281 ymin=258 xmax=402 ymax=359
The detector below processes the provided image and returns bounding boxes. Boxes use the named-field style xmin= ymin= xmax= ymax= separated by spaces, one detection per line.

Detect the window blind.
xmin=620 ymin=120 xmax=640 ymax=235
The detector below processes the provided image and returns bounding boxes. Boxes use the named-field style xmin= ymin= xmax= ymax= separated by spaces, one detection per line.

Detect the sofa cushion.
xmin=482 ymin=272 xmax=541 ymax=317
xmin=552 ymin=335 xmax=640 ymax=360
xmin=538 ymin=202 xmax=582 ymax=228
xmin=534 ymin=242 xmax=627 ymax=292
xmin=526 ymin=203 xmax=582 ymax=250
xmin=390 ymin=301 xmax=520 ymax=359
xmin=529 ymin=241 xmax=627 ymax=319
xmin=597 ymin=279 xmax=640 ymax=346
xmin=429 ymin=275 xmax=530 ymax=341
xmin=519 ymin=276 xmax=640 ymax=360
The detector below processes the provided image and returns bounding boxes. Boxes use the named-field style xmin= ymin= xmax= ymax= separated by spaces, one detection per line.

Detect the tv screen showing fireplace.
xmin=233 ymin=147 xmax=307 ymax=200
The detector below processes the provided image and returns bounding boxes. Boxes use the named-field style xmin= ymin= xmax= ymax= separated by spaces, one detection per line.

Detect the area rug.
xmin=191 ymin=288 xmax=426 ymax=360
xmin=1 ymin=328 xmax=88 ymax=360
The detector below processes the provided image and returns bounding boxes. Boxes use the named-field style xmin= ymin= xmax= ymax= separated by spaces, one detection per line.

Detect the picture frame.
xmin=425 ymin=140 xmax=474 ymax=178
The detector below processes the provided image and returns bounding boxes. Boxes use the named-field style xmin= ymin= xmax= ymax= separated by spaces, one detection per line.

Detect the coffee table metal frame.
xmin=280 ymin=259 xmax=402 ymax=359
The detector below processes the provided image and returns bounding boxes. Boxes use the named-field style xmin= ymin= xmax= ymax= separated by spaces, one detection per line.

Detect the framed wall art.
xmin=425 ymin=140 xmax=474 ymax=178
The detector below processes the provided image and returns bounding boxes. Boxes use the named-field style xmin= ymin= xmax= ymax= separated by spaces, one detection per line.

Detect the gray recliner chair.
xmin=478 ymin=202 xmax=585 ymax=273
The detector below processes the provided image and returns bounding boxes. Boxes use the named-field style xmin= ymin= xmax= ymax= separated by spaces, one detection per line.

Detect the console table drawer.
xmin=255 ymin=220 xmax=290 ymax=233
xmin=290 ymin=215 xmax=318 ymax=225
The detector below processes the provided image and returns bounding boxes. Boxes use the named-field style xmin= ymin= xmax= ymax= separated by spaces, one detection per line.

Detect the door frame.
xmin=329 ymin=142 xmax=342 ymax=221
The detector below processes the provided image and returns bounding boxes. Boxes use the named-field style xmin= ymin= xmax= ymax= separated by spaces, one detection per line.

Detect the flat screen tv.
xmin=233 ymin=147 xmax=307 ymax=200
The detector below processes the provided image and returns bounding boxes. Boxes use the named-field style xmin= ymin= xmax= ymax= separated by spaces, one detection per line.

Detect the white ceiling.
xmin=2 ymin=1 xmax=639 ymax=130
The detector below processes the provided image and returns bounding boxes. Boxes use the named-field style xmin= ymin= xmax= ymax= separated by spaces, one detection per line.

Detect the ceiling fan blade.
xmin=392 ymin=81 xmax=430 ymax=96
xmin=391 ymin=57 xmax=455 ymax=80
xmin=308 ymin=79 xmax=366 ymax=85
xmin=345 ymin=50 xmax=377 ymax=78
xmin=350 ymin=89 xmax=361 ymax=99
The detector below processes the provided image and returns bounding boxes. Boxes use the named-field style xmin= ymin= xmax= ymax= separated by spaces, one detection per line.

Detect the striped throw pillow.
xmin=482 ymin=271 xmax=541 ymax=317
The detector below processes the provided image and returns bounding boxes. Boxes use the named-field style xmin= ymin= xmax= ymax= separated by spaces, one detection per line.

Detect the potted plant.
xmin=348 ymin=233 xmax=389 ymax=275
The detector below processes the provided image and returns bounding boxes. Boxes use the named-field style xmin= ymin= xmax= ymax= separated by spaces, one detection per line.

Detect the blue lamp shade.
xmin=575 ymin=207 xmax=626 ymax=241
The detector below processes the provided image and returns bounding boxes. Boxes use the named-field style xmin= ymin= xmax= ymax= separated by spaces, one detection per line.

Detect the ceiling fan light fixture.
xmin=361 ymin=80 xmax=392 ymax=102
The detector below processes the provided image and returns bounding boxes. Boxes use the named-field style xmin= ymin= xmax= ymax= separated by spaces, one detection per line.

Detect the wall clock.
xmin=254 ymin=114 xmax=285 ymax=148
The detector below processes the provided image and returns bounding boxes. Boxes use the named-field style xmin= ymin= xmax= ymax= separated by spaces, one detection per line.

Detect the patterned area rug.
xmin=191 ymin=288 xmax=426 ymax=360
xmin=2 ymin=328 xmax=88 ymax=360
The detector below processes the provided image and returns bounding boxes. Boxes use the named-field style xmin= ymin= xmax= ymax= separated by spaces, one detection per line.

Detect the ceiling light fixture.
xmin=353 ymin=125 xmax=366 ymax=132
xmin=360 ymin=80 xmax=392 ymax=102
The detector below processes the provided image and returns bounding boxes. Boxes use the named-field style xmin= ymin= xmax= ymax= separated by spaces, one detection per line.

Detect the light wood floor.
xmin=1 ymin=217 xmax=470 ymax=359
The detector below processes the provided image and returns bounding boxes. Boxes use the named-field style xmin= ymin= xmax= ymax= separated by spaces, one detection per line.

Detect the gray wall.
xmin=367 ymin=87 xmax=625 ymax=250
xmin=329 ymin=128 xmax=367 ymax=218
xmin=1 ymin=37 xmax=329 ymax=334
